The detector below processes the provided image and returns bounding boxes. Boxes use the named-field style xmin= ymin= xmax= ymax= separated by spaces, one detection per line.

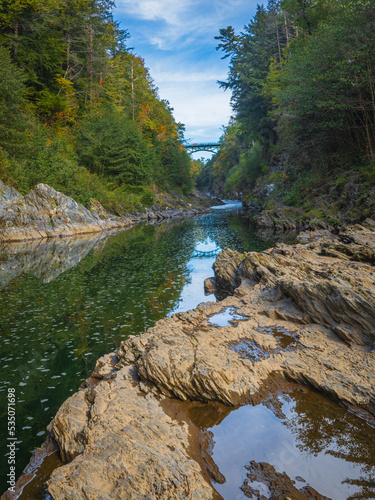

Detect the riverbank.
xmin=5 ymin=217 xmax=375 ymax=499
xmin=0 ymin=181 xmax=212 ymax=243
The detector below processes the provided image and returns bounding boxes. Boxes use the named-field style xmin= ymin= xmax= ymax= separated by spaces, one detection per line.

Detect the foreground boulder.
xmin=47 ymin=365 xmax=217 ymax=499
xmin=35 ymin=222 xmax=375 ymax=498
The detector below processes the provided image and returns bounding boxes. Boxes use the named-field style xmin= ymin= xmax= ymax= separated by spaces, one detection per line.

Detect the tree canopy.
xmin=0 ymin=0 xmax=195 ymax=206
xmin=206 ymin=0 xmax=375 ymax=202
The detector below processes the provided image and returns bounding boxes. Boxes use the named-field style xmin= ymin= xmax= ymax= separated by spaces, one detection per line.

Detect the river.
xmin=0 ymin=203 xmax=374 ymax=499
xmin=0 ymin=202 xmax=270 ymax=483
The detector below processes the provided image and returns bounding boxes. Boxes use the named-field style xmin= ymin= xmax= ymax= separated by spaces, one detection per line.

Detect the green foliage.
xmin=77 ymin=107 xmax=150 ymax=185
xmin=272 ymin=3 xmax=375 ymax=164
xmin=0 ymin=0 xmax=196 ymax=205
xmin=213 ymin=0 xmax=375 ymax=208
xmin=140 ymin=189 xmax=155 ymax=207
xmin=0 ymin=46 xmax=28 ymax=154
xmin=9 ymin=124 xmax=81 ymax=193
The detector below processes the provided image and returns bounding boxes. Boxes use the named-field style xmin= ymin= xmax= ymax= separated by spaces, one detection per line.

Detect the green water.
xmin=0 ymin=203 xmax=271 ymax=483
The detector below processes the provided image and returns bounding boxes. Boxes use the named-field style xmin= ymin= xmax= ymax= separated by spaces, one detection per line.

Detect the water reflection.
xmin=0 ymin=204 xmax=270 ymax=482
xmin=205 ymin=385 xmax=375 ymax=500
xmin=0 ymin=233 xmax=109 ymax=288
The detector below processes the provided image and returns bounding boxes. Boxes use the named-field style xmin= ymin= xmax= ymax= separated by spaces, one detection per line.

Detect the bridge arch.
xmin=185 ymin=142 xmax=220 ymax=154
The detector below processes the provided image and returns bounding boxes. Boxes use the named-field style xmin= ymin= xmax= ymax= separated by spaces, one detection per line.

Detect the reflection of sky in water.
xmin=169 ymin=255 xmax=217 ymax=315
xmin=171 ymin=237 xmax=220 ymax=315
xmin=208 ymin=307 xmax=247 ymax=327
xmin=209 ymin=393 xmax=375 ymax=500
xmin=195 ymin=237 xmax=219 ymax=253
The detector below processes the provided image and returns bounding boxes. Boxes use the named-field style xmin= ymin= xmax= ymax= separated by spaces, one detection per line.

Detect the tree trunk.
xmin=131 ymin=60 xmax=135 ymax=120
xmin=284 ymin=12 xmax=290 ymax=46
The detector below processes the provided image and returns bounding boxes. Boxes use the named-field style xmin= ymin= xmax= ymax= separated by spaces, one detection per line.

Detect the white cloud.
xmin=115 ymin=0 xmax=256 ymax=49
xmin=157 ymin=80 xmax=231 ymax=142
xmin=113 ymin=0 xmax=258 ymax=141
xmin=154 ymin=70 xmax=227 ymax=84
xmin=115 ymin=0 xmax=193 ymax=26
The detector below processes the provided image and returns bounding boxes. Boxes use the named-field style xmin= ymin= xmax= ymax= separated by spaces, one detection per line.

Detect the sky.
xmin=114 ymin=0 xmax=259 ymax=158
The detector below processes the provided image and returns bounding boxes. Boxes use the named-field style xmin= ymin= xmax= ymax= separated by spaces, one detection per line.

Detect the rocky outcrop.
xmin=253 ymin=210 xmax=299 ymax=234
xmin=212 ymin=248 xmax=242 ymax=293
xmin=204 ymin=277 xmax=217 ymax=295
xmin=0 ymin=182 xmax=211 ymax=243
xmin=0 ymin=183 xmax=131 ymax=242
xmin=47 ymin=365 xmax=216 ymax=500
xmin=14 ymin=221 xmax=375 ymax=499
xmin=0 ymin=180 xmax=21 ymax=207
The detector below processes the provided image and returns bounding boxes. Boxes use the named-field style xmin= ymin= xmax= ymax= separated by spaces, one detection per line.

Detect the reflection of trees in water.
xmin=0 ymin=220 xmax=196 ymax=479
xmin=281 ymin=388 xmax=375 ymax=496
xmin=0 ymin=208 xmax=270 ymax=479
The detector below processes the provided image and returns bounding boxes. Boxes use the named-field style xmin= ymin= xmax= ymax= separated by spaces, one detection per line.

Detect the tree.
xmin=0 ymin=46 xmax=28 ymax=153
xmin=77 ymin=106 xmax=151 ymax=185
xmin=273 ymin=1 xmax=375 ymax=163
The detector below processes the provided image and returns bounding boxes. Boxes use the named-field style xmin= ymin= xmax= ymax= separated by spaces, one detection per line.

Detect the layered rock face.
xmin=0 ymin=183 xmax=132 ymax=242
xmin=41 ymin=221 xmax=375 ymax=498
xmin=48 ymin=366 xmax=215 ymax=500
xmin=0 ymin=181 xmax=210 ymax=243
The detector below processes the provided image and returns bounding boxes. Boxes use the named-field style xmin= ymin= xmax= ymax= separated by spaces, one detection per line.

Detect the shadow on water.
xmin=0 ymin=203 xmax=272 ymax=487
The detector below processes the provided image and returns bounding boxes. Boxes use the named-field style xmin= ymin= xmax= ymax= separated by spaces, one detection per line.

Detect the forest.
xmin=199 ymin=0 xmax=375 ymax=223
xmin=0 ymin=0 xmax=197 ymax=211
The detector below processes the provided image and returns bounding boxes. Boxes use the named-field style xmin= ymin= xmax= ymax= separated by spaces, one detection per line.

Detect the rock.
xmin=297 ymin=229 xmax=333 ymax=244
xmin=213 ymin=248 xmax=243 ymax=293
xmin=113 ymin=293 xmax=374 ymax=411
xmin=0 ymin=181 xmax=211 ymax=243
xmin=214 ymin=231 xmax=375 ymax=347
xmin=204 ymin=277 xmax=217 ymax=295
xmin=0 ymin=179 xmax=21 ymax=208
xmin=47 ymin=366 xmax=216 ymax=499
xmin=242 ymin=199 xmax=262 ymax=210
xmin=254 ymin=211 xmax=274 ymax=231
xmin=0 ymin=183 xmax=131 ymax=242
xmin=26 ymin=221 xmax=375 ymax=498
xmin=253 ymin=210 xmax=299 ymax=234
xmin=278 ymin=276 xmax=375 ymax=346
xmin=89 ymin=199 xmax=111 ymax=219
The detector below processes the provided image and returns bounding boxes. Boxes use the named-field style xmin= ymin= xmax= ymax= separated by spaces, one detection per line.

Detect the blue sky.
xmin=114 ymin=0 xmax=259 ymax=156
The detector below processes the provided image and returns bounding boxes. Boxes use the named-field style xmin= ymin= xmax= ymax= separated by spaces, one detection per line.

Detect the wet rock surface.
xmin=13 ymin=220 xmax=375 ymax=499
xmin=204 ymin=277 xmax=218 ymax=295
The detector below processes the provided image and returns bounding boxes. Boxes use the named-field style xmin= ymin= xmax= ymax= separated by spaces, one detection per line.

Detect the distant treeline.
xmin=0 ymin=0 xmax=197 ymax=210
xmin=198 ymin=0 xmax=375 ymax=204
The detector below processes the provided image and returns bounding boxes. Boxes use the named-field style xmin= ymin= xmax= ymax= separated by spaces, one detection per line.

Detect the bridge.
xmin=185 ymin=142 xmax=220 ymax=154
